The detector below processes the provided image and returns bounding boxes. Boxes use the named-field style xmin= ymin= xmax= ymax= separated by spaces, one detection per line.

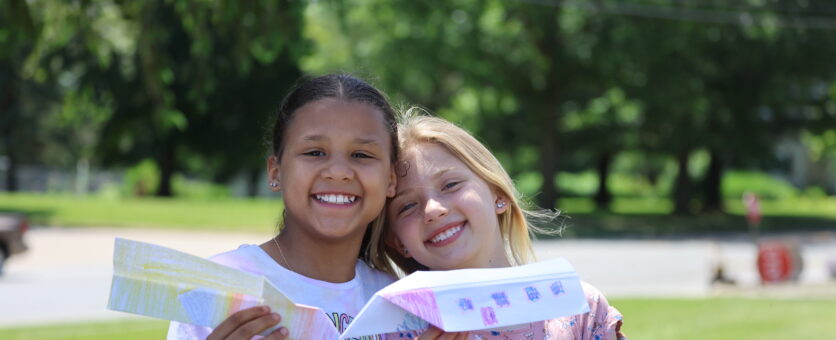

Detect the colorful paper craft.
xmin=107 ymin=238 xmax=339 ymax=340
xmin=108 ymin=238 xmax=588 ymax=340
xmin=340 ymin=258 xmax=589 ymax=339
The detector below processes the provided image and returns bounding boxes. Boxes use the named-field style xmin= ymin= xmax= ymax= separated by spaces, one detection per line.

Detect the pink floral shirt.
xmin=437 ymin=282 xmax=625 ymax=340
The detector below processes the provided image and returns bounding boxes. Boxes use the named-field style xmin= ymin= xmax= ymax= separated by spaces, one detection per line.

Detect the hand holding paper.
xmin=107 ymin=238 xmax=339 ymax=340
xmin=341 ymin=258 xmax=589 ymax=339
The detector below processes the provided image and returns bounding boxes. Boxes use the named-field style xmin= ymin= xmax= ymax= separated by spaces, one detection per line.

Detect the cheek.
xmin=392 ymin=217 xmax=419 ymax=244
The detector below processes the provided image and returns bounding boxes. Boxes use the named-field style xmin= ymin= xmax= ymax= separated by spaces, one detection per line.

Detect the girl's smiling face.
xmin=271 ymin=98 xmax=396 ymax=243
xmin=388 ymin=143 xmax=510 ymax=271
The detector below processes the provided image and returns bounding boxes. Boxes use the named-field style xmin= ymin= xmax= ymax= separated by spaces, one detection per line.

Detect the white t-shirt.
xmin=166 ymin=244 xmax=395 ymax=339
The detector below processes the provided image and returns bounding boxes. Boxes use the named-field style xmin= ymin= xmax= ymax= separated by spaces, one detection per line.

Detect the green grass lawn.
xmin=611 ymin=298 xmax=836 ymax=340
xmin=1 ymin=298 xmax=833 ymax=339
xmin=0 ymin=193 xmax=281 ymax=232
xmin=1 ymin=193 xmax=833 ymax=237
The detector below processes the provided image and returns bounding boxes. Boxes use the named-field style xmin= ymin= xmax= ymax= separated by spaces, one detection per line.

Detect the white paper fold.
xmin=341 ymin=258 xmax=589 ymax=339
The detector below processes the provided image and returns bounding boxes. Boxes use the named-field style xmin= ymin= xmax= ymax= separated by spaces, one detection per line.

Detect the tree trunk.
xmin=75 ymin=157 xmax=90 ymax=196
xmin=1 ymin=79 xmax=19 ymax=192
xmin=702 ymin=149 xmax=724 ymax=213
xmin=594 ymin=151 xmax=613 ymax=210
xmin=246 ymin=166 xmax=261 ymax=197
xmin=4 ymin=148 xmax=17 ymax=192
xmin=155 ymin=140 xmax=176 ymax=197
xmin=673 ymin=150 xmax=692 ymax=215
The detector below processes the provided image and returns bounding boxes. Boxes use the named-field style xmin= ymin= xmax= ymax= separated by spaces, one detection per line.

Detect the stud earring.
xmin=496 ymin=202 xmax=506 ymax=208
xmin=269 ymin=182 xmax=278 ymax=188
xmin=403 ymin=247 xmax=409 ymax=255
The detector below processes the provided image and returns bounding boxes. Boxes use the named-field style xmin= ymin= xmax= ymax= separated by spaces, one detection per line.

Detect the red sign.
xmin=757 ymin=242 xmax=793 ymax=283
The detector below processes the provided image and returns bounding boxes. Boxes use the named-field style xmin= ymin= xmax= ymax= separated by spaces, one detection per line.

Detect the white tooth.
xmin=328 ymin=194 xmax=335 ymax=202
xmin=338 ymin=196 xmax=346 ymax=204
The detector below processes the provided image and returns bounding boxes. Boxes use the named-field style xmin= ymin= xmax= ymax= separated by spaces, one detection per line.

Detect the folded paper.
xmin=341 ymin=258 xmax=589 ymax=339
xmin=107 ymin=238 xmax=339 ymax=340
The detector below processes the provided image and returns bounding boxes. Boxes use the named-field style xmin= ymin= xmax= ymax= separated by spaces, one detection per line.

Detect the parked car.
xmin=0 ymin=213 xmax=29 ymax=275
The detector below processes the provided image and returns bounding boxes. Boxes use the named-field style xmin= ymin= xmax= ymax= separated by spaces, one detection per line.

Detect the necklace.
xmin=272 ymin=236 xmax=295 ymax=273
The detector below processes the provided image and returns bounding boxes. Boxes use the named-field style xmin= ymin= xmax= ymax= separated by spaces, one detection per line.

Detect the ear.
xmin=385 ymin=234 xmax=411 ymax=258
xmin=386 ymin=164 xmax=397 ymax=198
xmin=267 ymin=155 xmax=282 ymax=192
xmin=494 ymin=194 xmax=510 ymax=215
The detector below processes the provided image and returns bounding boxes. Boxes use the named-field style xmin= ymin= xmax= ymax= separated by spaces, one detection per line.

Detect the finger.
xmin=454 ymin=332 xmax=470 ymax=340
xmin=227 ymin=313 xmax=282 ymax=340
xmin=208 ymin=306 xmax=271 ymax=340
xmin=262 ymin=326 xmax=290 ymax=340
xmin=417 ymin=326 xmax=444 ymax=340
xmin=437 ymin=331 xmax=460 ymax=340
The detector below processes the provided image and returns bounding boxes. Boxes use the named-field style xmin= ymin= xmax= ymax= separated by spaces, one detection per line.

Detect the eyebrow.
xmin=302 ymin=135 xmax=381 ymax=146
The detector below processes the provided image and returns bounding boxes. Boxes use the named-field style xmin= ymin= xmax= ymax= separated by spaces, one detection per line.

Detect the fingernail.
xmin=272 ymin=313 xmax=281 ymax=321
xmin=280 ymin=327 xmax=289 ymax=336
xmin=261 ymin=306 xmax=270 ymax=313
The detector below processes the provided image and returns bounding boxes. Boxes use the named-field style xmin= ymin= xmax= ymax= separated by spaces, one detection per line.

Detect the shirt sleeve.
xmin=545 ymin=282 xmax=626 ymax=340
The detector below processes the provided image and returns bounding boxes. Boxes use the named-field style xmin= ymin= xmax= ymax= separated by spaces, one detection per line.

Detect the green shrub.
xmin=121 ymin=159 xmax=160 ymax=197
xmin=722 ymin=171 xmax=799 ymax=200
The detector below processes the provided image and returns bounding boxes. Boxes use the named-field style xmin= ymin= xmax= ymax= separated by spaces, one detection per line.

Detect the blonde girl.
xmin=382 ymin=112 xmax=626 ymax=340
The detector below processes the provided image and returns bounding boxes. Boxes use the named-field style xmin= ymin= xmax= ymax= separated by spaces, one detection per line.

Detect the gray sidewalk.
xmin=1 ymin=228 xmax=834 ymax=327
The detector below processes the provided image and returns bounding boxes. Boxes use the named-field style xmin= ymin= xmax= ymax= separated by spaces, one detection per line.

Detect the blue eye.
xmin=442 ymin=181 xmax=460 ymax=191
xmin=399 ymin=202 xmax=416 ymax=214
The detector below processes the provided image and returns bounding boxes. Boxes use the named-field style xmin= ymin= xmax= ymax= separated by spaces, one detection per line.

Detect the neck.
xmin=463 ymin=240 xmax=512 ymax=269
xmin=261 ymin=226 xmax=364 ymax=283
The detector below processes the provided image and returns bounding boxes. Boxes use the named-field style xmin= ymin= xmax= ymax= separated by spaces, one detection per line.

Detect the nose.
xmin=423 ymin=198 xmax=448 ymax=224
xmin=322 ymin=158 xmax=354 ymax=182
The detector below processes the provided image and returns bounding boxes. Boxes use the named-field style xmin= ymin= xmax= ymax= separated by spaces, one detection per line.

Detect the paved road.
xmin=1 ymin=228 xmax=834 ymax=327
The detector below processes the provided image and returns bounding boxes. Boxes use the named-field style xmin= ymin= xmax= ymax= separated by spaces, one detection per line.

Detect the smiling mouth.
xmin=426 ymin=222 xmax=465 ymax=245
xmin=314 ymin=194 xmax=358 ymax=205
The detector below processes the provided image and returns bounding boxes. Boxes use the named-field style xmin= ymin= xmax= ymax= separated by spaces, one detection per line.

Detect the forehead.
xmin=286 ymin=98 xmax=390 ymax=140
xmin=398 ymin=143 xmax=465 ymax=183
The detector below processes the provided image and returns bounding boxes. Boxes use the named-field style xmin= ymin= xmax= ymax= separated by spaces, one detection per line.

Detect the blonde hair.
xmin=384 ymin=108 xmax=560 ymax=275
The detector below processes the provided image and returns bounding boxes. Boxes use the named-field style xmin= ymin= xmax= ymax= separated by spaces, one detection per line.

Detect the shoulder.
xmin=545 ymin=281 xmax=625 ymax=340
xmin=354 ymin=260 xmax=396 ymax=290
xmin=206 ymin=244 xmax=268 ymax=271
xmin=580 ymin=281 xmax=610 ymax=307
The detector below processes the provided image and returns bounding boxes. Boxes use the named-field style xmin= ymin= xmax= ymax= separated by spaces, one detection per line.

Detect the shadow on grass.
xmin=537 ymin=213 xmax=836 ymax=239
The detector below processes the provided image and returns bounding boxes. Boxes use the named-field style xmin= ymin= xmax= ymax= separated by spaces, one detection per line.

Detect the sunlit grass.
xmin=0 ymin=319 xmax=169 ymax=340
xmin=0 ymin=193 xmax=280 ymax=232
xmin=611 ymin=298 xmax=836 ymax=340
xmin=1 ymin=193 xmax=832 ymax=235
xmin=2 ymin=298 xmax=833 ymax=340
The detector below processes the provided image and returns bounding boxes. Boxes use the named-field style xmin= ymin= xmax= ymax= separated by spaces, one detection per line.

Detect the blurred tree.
xmin=28 ymin=0 xmax=308 ymax=197
xmin=0 ymin=0 xmax=40 ymax=191
xmin=308 ymin=0 xmax=619 ymax=209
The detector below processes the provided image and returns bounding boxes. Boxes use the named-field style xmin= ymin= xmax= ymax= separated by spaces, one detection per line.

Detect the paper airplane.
xmin=341 ymin=258 xmax=589 ymax=339
xmin=107 ymin=238 xmax=339 ymax=340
